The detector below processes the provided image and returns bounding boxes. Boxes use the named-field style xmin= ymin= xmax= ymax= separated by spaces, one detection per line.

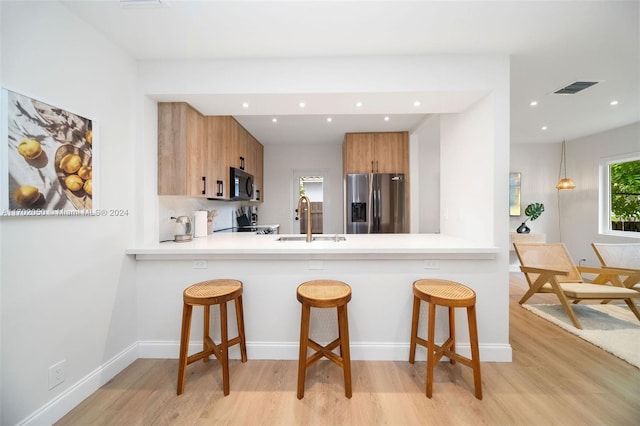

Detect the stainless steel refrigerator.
xmin=346 ymin=173 xmax=405 ymax=234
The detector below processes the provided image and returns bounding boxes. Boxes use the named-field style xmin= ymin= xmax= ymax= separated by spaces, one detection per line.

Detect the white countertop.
xmin=127 ymin=233 xmax=499 ymax=260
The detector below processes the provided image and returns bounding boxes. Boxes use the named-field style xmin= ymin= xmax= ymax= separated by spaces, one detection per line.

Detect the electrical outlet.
xmin=423 ymin=259 xmax=440 ymax=269
xmin=193 ymin=260 xmax=208 ymax=269
xmin=48 ymin=360 xmax=66 ymax=390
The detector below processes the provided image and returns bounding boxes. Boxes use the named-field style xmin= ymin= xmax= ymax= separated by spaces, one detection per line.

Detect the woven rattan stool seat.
xmin=409 ymin=279 xmax=482 ymax=400
xmin=297 ymin=280 xmax=352 ymax=399
xmin=414 ymin=279 xmax=476 ymax=307
xmin=184 ymin=279 xmax=243 ymax=305
xmin=297 ymin=280 xmax=352 ymax=308
xmin=177 ymin=279 xmax=247 ymax=396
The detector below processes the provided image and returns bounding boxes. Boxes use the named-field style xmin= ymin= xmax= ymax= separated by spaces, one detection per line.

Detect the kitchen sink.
xmin=277 ymin=235 xmax=346 ymax=242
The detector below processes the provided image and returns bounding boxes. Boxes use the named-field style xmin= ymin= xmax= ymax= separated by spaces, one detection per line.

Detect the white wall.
xmin=440 ymin=95 xmax=497 ymax=245
xmin=509 ymin=122 xmax=640 ymax=265
xmin=261 ymin=144 xmax=343 ymax=234
xmin=508 ymin=142 xmax=561 ymax=269
xmin=509 ymin=142 xmax=560 ymax=241
xmin=0 ymin=2 xmax=138 ymax=425
xmin=413 ymin=115 xmax=441 ymax=233
xmin=562 ymin=123 xmax=639 ymax=263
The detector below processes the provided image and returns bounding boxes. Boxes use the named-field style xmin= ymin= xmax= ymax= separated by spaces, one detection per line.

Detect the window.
xmin=599 ymin=153 xmax=640 ymax=236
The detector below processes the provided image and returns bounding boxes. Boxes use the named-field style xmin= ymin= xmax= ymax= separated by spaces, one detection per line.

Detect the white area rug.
xmin=522 ymin=304 xmax=640 ymax=368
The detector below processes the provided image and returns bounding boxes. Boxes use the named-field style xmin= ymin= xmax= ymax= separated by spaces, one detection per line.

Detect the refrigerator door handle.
xmin=372 ymin=176 xmax=381 ymax=233
xmin=368 ymin=174 xmax=375 ymax=233
xmin=372 ymin=186 xmax=377 ymax=233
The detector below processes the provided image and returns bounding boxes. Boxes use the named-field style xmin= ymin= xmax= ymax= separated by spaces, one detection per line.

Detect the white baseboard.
xmin=20 ymin=343 xmax=139 ymax=426
xmin=23 ymin=340 xmax=512 ymax=424
xmin=138 ymin=340 xmax=512 ymax=362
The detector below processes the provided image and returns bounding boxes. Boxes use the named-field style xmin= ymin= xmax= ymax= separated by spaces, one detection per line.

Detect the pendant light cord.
xmin=559 ymin=140 xmax=566 ymax=180
xmin=557 ymin=140 xmax=565 ymax=242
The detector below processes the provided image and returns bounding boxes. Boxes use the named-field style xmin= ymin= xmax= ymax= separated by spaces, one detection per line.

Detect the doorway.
xmin=292 ymin=170 xmax=328 ymax=235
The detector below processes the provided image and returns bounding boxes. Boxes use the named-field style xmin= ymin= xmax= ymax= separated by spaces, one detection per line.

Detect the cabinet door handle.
xmin=202 ymin=176 xmax=206 ymax=195
xmin=371 ymin=161 xmax=374 ymax=173
xmin=240 ymin=156 xmax=245 ymax=170
xmin=216 ymin=180 xmax=223 ymax=197
xmin=256 ymin=189 xmax=260 ymax=201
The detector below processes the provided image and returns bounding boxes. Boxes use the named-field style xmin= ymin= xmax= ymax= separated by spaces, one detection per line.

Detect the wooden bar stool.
xmin=409 ymin=279 xmax=482 ymax=399
xmin=296 ymin=280 xmax=352 ymax=399
xmin=177 ymin=279 xmax=247 ymax=396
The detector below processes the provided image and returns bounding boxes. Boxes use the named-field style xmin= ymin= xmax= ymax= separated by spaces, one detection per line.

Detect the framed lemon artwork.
xmin=1 ymin=89 xmax=97 ymax=216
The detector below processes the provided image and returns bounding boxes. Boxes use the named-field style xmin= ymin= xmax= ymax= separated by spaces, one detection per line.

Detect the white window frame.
xmin=599 ymin=151 xmax=640 ymax=238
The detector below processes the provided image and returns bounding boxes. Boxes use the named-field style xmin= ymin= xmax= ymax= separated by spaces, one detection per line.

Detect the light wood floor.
xmin=56 ymin=274 xmax=640 ymax=425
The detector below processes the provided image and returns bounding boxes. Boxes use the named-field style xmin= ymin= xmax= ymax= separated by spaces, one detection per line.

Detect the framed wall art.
xmin=1 ymin=89 xmax=97 ymax=216
xmin=509 ymin=172 xmax=521 ymax=216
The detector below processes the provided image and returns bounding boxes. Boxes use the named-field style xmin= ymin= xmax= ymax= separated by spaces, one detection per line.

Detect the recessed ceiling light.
xmin=541 ymin=126 xmax=548 ymax=131
xmin=299 ymin=102 xmax=306 ymax=108
xmin=242 ymin=102 xmax=249 ymax=108
xmin=413 ymin=101 xmax=421 ymax=107
xmin=355 ymin=102 xmax=363 ymax=108
xmin=609 ymin=100 xmax=619 ymax=106
xmin=529 ymin=100 xmax=538 ymax=107
xmin=326 ymin=117 xmax=332 ymax=123
xmin=384 ymin=116 xmax=390 ymax=121
xmin=271 ymin=118 xmax=278 ymax=123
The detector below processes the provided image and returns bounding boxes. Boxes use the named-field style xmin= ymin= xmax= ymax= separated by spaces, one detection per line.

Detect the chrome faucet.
xmin=297 ymin=195 xmax=312 ymax=242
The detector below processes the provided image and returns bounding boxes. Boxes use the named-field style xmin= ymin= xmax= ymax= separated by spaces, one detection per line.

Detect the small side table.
xmin=509 ymin=233 xmax=546 ymax=250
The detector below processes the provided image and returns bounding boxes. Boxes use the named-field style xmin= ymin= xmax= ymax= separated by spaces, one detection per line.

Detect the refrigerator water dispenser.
xmin=352 ymin=202 xmax=367 ymax=222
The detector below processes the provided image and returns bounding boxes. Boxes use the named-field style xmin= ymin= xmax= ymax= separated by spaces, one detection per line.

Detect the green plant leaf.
xmin=524 ymin=202 xmax=544 ymax=221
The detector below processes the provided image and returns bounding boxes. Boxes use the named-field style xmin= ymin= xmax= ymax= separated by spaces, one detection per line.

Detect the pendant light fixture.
xmin=556 ymin=139 xmax=576 ymax=190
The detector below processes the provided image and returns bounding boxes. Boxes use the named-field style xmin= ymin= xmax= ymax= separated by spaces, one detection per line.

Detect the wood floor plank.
xmin=56 ymin=274 xmax=640 ymax=425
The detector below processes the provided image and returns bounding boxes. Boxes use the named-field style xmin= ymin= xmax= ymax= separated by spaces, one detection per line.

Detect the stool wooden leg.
xmin=220 ymin=301 xmax=230 ymax=396
xmin=467 ymin=304 xmax=483 ymax=400
xmin=338 ymin=304 xmax=352 ymax=399
xmin=426 ymin=302 xmax=436 ymax=398
xmin=448 ymin=307 xmax=456 ymax=365
xmin=409 ymin=296 xmax=421 ymax=364
xmin=336 ymin=309 xmax=343 ymax=358
xmin=297 ymin=304 xmax=311 ymax=399
xmin=235 ymin=295 xmax=248 ymax=363
xmin=203 ymin=305 xmax=211 ymax=363
xmin=177 ymin=303 xmax=193 ymax=395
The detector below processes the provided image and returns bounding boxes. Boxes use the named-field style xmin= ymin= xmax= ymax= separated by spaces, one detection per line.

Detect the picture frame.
xmin=509 ymin=172 xmax=521 ymax=216
xmin=1 ymin=89 xmax=97 ymax=216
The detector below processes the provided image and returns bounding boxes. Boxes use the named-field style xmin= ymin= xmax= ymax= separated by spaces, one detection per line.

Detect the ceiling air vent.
xmin=554 ymin=81 xmax=599 ymax=95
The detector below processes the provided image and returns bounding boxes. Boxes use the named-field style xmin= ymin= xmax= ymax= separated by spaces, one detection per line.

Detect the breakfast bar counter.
xmin=126 ymin=233 xmax=498 ymax=260
xmin=127 ymin=233 xmax=510 ymax=364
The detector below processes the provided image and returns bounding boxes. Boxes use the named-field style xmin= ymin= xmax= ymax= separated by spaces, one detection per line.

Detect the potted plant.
xmin=516 ymin=202 xmax=544 ymax=234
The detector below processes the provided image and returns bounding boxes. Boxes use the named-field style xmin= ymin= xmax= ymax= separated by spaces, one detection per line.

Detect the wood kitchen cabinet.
xmin=253 ymin=140 xmax=264 ymax=201
xmin=343 ymin=131 xmax=408 ymax=175
xmin=158 ymin=104 xmax=264 ymax=201
xmin=205 ymin=115 xmax=235 ymax=199
xmin=157 ymin=102 xmax=208 ymax=196
xmin=205 ymin=115 xmax=264 ymax=201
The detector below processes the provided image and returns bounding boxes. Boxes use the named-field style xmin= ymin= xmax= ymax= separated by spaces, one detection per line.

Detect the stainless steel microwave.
xmin=230 ymin=167 xmax=254 ymax=200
